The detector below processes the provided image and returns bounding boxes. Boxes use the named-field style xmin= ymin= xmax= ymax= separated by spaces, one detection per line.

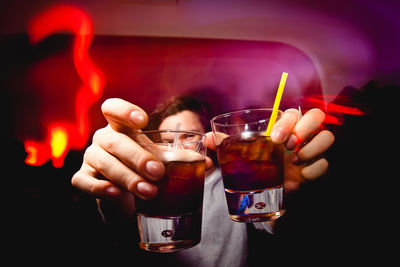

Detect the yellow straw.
xmin=265 ymin=72 xmax=288 ymax=136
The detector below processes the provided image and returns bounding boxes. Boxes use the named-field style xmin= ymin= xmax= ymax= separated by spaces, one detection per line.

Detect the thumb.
xmin=101 ymin=98 xmax=148 ymax=135
xmin=205 ymin=132 xmax=216 ymax=151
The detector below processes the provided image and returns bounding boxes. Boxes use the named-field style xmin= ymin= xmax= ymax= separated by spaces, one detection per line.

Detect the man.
xmin=72 ymin=95 xmax=334 ymax=265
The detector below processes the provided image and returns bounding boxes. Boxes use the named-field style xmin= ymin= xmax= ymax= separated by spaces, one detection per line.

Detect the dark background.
xmin=2 ymin=0 xmax=398 ymax=263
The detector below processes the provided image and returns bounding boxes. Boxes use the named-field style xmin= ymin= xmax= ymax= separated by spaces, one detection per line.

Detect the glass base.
xmin=137 ymin=212 xmax=201 ymax=253
xmin=229 ymin=210 xmax=285 ymax=222
xmin=225 ymin=185 xmax=284 ymax=222
xmin=138 ymin=239 xmax=199 ymax=253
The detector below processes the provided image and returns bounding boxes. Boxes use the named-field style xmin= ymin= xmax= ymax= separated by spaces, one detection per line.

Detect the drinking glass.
xmin=211 ymin=108 xmax=284 ymax=222
xmin=133 ymin=130 xmax=207 ymax=252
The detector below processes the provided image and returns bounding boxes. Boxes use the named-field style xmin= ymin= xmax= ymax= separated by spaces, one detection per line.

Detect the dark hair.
xmin=146 ymin=95 xmax=213 ymax=132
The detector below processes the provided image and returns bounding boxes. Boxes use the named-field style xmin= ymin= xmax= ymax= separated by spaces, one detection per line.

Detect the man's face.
xmin=158 ymin=110 xmax=205 ymax=144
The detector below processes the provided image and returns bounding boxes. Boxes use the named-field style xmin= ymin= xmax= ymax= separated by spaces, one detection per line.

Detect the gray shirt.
xmin=174 ymin=168 xmax=272 ymax=267
xmin=100 ymin=168 xmax=273 ymax=266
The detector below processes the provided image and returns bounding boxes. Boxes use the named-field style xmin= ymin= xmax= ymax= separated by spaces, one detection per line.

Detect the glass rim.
xmin=210 ymin=108 xmax=283 ymax=127
xmin=133 ymin=129 xmax=206 ymax=144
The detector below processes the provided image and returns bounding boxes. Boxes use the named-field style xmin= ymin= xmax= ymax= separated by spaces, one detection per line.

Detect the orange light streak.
xmin=24 ymin=4 xmax=105 ymax=168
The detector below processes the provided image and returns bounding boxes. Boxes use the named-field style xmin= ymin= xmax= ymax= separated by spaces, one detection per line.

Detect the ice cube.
xmin=240 ymin=131 xmax=257 ymax=141
xmin=247 ymin=140 xmax=263 ymax=160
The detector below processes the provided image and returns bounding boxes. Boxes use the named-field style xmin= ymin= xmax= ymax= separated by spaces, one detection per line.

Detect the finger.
xmin=301 ymin=158 xmax=329 ymax=180
xmin=270 ymin=109 xmax=299 ymax=144
xmin=205 ymin=156 xmax=213 ymax=170
xmin=71 ymin=165 xmax=122 ymax=198
xmin=205 ymin=132 xmax=216 ymax=150
xmin=286 ymin=108 xmax=325 ymax=150
xmin=84 ymin=144 xmax=158 ymax=200
xmin=93 ymin=127 xmax=165 ymax=181
xmin=296 ymin=130 xmax=335 ymax=162
xmin=101 ymin=98 xmax=149 ymax=134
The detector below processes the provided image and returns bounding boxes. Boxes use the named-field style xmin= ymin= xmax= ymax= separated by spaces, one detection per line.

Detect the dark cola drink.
xmin=136 ymin=160 xmax=205 ymax=216
xmin=216 ymin=133 xmax=284 ymax=222
xmin=134 ymin=130 xmax=207 ymax=252
xmin=136 ymin=155 xmax=205 ymax=252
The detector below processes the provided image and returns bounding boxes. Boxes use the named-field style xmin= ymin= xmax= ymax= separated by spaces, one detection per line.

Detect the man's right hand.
xmin=71 ymin=98 xmax=165 ymax=219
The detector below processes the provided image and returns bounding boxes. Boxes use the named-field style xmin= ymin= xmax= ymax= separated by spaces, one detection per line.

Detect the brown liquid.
xmin=216 ymin=135 xmax=284 ymax=191
xmin=135 ymin=160 xmax=205 ymax=216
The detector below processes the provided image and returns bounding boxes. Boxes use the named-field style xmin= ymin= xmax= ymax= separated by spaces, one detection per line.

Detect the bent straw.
xmin=265 ymin=72 xmax=288 ymax=136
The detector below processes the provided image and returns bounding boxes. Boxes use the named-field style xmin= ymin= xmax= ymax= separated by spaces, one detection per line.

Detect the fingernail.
xmin=137 ymin=182 xmax=158 ymax=199
xmin=286 ymin=134 xmax=298 ymax=150
xmin=145 ymin=160 xmax=165 ymax=179
xmin=129 ymin=110 xmax=145 ymax=125
xmin=271 ymin=127 xmax=285 ymax=143
xmin=105 ymin=186 xmax=121 ymax=196
xmin=291 ymin=154 xmax=300 ymax=164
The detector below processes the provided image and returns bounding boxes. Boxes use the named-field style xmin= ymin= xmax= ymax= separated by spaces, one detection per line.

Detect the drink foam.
xmin=160 ymin=149 xmax=204 ymax=163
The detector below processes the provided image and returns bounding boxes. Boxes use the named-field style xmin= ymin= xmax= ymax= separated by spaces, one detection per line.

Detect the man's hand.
xmin=270 ymin=108 xmax=334 ymax=192
xmin=206 ymin=108 xmax=334 ymax=193
xmin=72 ymin=98 xmax=165 ymax=219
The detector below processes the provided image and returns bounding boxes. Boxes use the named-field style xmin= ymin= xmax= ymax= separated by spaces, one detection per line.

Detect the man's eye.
xmin=183 ymin=134 xmax=200 ymax=141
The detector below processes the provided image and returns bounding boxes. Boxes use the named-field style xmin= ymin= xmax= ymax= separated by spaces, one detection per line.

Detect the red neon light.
xmin=24 ymin=5 xmax=104 ymax=168
xmin=305 ymin=95 xmax=364 ymax=125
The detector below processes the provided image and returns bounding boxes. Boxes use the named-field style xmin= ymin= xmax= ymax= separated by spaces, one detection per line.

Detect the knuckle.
xmin=93 ymin=127 xmax=120 ymax=152
xmin=310 ymin=108 xmax=326 ymax=122
xmin=85 ymin=145 xmax=109 ymax=171
xmin=322 ymin=158 xmax=329 ymax=170
xmin=297 ymin=145 xmax=315 ymax=161
xmin=126 ymin=180 xmax=138 ymax=195
xmin=275 ymin=109 xmax=298 ymax=130
xmin=71 ymin=171 xmax=81 ymax=187
xmin=101 ymin=98 xmax=116 ymax=114
xmin=101 ymin=132 xmax=119 ymax=152
xmin=295 ymin=109 xmax=325 ymax=136
xmin=316 ymin=158 xmax=329 ymax=174
xmin=131 ymin=149 xmax=150 ymax=170
xmin=322 ymin=130 xmax=335 ymax=145
xmin=283 ymin=108 xmax=299 ymax=120
xmin=89 ymin=182 xmax=100 ymax=195
xmin=310 ymin=107 xmax=324 ymax=115
xmin=296 ymin=148 xmax=307 ymax=161
xmin=92 ymin=127 xmax=106 ymax=143
xmin=124 ymin=173 xmax=141 ymax=194
xmin=300 ymin=167 xmax=311 ymax=180
xmin=94 ymin=152 xmax=109 ymax=171
xmin=83 ymin=145 xmax=97 ymax=162
xmin=301 ymin=158 xmax=329 ymax=180
xmin=284 ymin=108 xmax=299 ymax=114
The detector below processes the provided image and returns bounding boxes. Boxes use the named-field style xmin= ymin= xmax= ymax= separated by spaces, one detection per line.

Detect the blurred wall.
xmin=2 ymin=0 xmax=400 ymax=95
xmin=2 ymin=1 xmax=397 ymax=260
